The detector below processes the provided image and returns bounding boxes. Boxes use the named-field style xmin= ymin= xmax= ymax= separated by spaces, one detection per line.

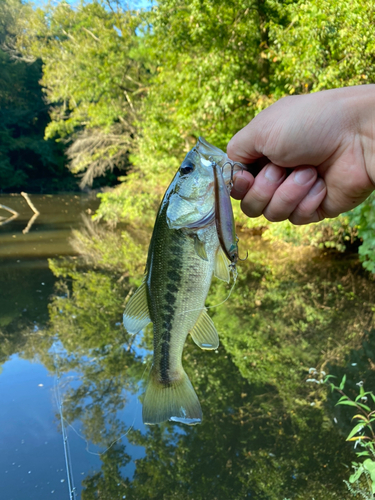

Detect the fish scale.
xmin=147 ymin=203 xmax=216 ymax=388
xmin=123 ymin=137 xmax=242 ymax=425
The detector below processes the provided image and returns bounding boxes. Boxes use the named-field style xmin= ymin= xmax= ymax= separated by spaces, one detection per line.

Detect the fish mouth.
xmin=197 ymin=137 xmax=225 ymax=160
xmin=197 ymin=136 xmax=246 ymax=183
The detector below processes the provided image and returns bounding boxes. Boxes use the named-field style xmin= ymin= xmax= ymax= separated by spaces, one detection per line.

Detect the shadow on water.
xmin=1 ymin=195 xmax=375 ymax=499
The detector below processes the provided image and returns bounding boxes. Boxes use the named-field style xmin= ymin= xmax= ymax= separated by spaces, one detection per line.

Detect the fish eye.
xmin=180 ymin=160 xmax=195 ymax=175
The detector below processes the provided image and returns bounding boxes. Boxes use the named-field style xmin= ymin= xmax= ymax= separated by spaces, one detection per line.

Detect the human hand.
xmin=227 ymin=85 xmax=375 ymax=225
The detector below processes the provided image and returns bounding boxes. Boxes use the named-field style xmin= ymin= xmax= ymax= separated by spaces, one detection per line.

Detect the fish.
xmin=123 ymin=137 xmax=244 ymax=425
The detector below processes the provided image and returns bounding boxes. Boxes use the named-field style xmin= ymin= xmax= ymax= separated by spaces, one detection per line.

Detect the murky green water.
xmin=1 ymin=194 xmax=375 ymax=499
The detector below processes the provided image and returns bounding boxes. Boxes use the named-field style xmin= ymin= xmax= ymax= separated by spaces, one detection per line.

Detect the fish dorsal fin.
xmin=123 ymin=278 xmax=151 ymax=334
xmin=214 ymin=246 xmax=230 ymax=283
xmin=194 ymin=235 xmax=208 ymax=261
xmin=190 ymin=309 xmax=219 ymax=350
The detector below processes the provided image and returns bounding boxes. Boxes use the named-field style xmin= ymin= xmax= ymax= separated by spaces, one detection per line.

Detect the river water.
xmin=1 ymin=193 xmax=375 ymax=500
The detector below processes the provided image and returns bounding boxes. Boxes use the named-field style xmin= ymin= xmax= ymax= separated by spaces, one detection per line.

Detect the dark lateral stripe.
xmin=158 ymin=232 xmax=184 ymax=384
xmin=159 ymin=260 xmax=182 ymax=385
xmin=160 ymin=333 xmax=171 ymax=383
xmin=159 ymin=298 xmax=176 ymax=383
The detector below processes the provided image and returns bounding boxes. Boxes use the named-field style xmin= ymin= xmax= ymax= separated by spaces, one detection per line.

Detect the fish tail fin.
xmin=142 ymin=370 xmax=202 ymax=425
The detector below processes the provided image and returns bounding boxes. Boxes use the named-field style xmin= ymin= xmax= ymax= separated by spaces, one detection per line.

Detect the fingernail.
xmin=233 ymin=174 xmax=250 ymax=195
xmin=308 ymin=178 xmax=325 ymax=196
xmin=294 ymin=168 xmax=315 ymax=186
xmin=264 ymin=164 xmax=284 ymax=182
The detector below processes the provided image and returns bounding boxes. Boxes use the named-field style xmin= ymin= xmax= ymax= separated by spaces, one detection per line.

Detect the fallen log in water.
xmin=0 ymin=204 xmax=19 ymax=217
xmin=20 ymin=192 xmax=40 ymax=215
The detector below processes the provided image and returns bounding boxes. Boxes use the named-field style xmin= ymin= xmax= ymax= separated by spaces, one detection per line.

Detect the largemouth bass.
xmin=123 ymin=137 xmax=243 ymax=425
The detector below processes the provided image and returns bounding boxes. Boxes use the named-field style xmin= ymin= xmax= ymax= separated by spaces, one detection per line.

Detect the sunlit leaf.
xmin=336 ymin=400 xmax=358 ymax=408
xmin=363 ymin=459 xmax=375 ymax=473
xmin=357 ymin=402 xmax=371 ymax=412
xmin=352 ymin=414 xmax=369 ymax=423
xmin=346 ymin=423 xmax=365 ymax=441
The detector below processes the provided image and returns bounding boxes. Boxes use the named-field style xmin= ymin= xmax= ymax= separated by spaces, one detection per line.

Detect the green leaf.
xmin=363 ymin=459 xmax=375 ymax=473
xmin=357 ymin=403 xmax=371 ymax=412
xmin=338 ymin=395 xmax=349 ymax=403
xmin=349 ymin=466 xmax=364 ymax=483
xmin=352 ymin=414 xmax=369 ymax=423
xmin=347 ymin=423 xmax=365 ymax=441
xmin=356 ymin=451 xmax=370 ymax=457
xmin=339 ymin=374 xmax=346 ymax=390
xmin=336 ymin=400 xmax=358 ymax=408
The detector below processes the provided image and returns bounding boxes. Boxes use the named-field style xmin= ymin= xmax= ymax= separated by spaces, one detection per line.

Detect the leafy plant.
xmin=325 ymin=375 xmax=375 ymax=498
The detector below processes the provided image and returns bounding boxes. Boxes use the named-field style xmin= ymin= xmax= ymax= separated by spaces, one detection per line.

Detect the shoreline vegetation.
xmin=3 ymin=0 xmax=375 ymax=271
xmin=3 ymin=1 xmax=375 ymax=495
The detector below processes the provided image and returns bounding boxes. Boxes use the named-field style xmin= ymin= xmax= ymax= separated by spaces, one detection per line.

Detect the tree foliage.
xmin=5 ymin=0 xmax=375 ymax=263
xmin=0 ymin=0 xmax=72 ymax=191
xmin=269 ymin=0 xmax=375 ymax=94
xmin=19 ymin=0 xmax=149 ymax=187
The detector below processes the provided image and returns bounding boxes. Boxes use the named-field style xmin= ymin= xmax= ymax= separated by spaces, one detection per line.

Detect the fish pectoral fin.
xmin=214 ymin=246 xmax=230 ymax=283
xmin=123 ymin=278 xmax=151 ymax=334
xmin=190 ymin=309 xmax=219 ymax=350
xmin=143 ymin=370 xmax=202 ymax=425
xmin=194 ymin=235 xmax=208 ymax=261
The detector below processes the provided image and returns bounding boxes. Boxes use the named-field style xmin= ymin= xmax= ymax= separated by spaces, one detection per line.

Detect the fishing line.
xmin=206 ymin=274 xmax=237 ymax=311
xmin=53 ymin=348 xmax=77 ymax=500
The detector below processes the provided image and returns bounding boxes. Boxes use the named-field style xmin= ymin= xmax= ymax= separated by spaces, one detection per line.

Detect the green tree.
xmin=269 ymin=0 xmax=375 ymax=95
xmin=97 ymin=0 xmax=288 ymax=224
xmin=93 ymin=0 xmax=375 ymax=273
xmin=20 ymin=0 xmax=149 ymax=187
xmin=0 ymin=0 xmax=70 ymax=191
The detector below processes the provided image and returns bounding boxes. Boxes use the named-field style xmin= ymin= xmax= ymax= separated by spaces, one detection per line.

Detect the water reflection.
xmin=1 ymin=196 xmax=375 ymax=499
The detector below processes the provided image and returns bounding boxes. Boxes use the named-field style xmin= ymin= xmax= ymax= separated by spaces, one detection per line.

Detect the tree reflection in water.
xmin=28 ymin=221 xmax=375 ymax=499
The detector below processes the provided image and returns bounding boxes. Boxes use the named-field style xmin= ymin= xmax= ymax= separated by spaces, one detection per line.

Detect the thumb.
xmin=227 ymin=115 xmax=266 ymax=164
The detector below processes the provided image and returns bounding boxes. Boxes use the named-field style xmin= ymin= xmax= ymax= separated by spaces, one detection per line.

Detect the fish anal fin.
xmin=123 ymin=278 xmax=151 ymax=334
xmin=190 ymin=309 xmax=219 ymax=350
xmin=194 ymin=235 xmax=208 ymax=261
xmin=214 ymin=246 xmax=230 ymax=283
xmin=143 ymin=370 xmax=202 ymax=425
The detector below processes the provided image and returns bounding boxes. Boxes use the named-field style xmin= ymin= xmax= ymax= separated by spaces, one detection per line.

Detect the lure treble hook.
xmin=237 ymin=248 xmax=249 ymax=262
